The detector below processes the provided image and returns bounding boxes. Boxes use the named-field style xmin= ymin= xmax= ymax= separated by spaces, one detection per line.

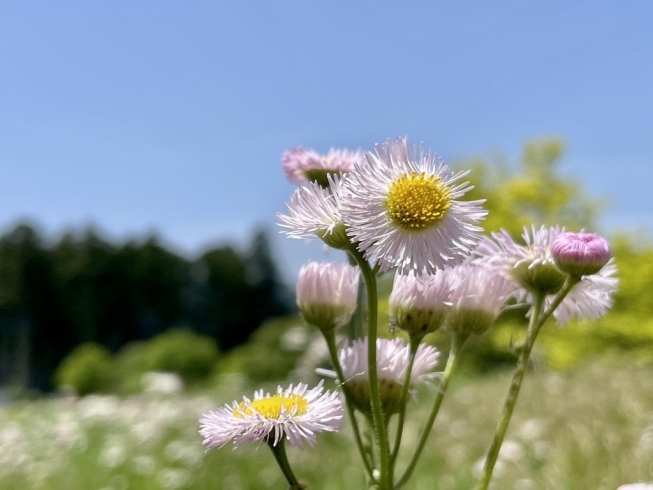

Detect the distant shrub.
xmin=219 ymin=315 xmax=310 ymax=383
xmin=113 ymin=341 xmax=151 ymax=394
xmin=143 ymin=328 xmax=219 ymax=381
xmin=115 ymin=328 xmax=219 ymax=392
xmin=53 ymin=342 xmax=115 ymax=396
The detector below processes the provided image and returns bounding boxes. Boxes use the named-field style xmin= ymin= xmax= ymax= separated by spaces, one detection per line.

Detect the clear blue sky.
xmin=1 ymin=1 xmax=652 ymax=282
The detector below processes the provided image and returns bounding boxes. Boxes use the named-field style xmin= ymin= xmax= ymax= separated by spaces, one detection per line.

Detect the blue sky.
xmin=1 ymin=1 xmax=652 ymax=282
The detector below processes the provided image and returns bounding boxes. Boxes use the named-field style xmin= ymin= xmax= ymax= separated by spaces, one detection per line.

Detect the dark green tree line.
xmin=0 ymin=225 xmax=293 ymax=390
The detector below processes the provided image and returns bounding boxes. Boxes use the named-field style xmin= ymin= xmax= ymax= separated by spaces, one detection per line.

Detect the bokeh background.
xmin=1 ymin=2 xmax=652 ymax=489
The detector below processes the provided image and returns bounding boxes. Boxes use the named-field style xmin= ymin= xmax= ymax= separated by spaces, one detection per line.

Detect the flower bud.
xmin=296 ymin=261 xmax=359 ymax=333
xmin=446 ymin=264 xmax=511 ymax=337
xmin=316 ymin=222 xmax=351 ymax=250
xmin=551 ymin=232 xmax=611 ymax=278
xmin=303 ymin=168 xmax=338 ymax=188
xmin=512 ymin=260 xmax=567 ymax=296
xmin=388 ymin=270 xmax=451 ymax=338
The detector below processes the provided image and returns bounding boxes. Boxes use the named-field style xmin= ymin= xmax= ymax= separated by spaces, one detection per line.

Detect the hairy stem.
xmin=323 ymin=330 xmax=374 ymax=478
xmin=395 ymin=332 xmax=468 ymax=489
xmin=349 ymin=249 xmax=391 ymax=490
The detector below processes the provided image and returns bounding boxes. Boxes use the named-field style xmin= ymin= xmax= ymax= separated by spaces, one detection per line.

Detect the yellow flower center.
xmin=385 ymin=172 xmax=451 ymax=230
xmin=233 ymin=394 xmax=308 ymax=418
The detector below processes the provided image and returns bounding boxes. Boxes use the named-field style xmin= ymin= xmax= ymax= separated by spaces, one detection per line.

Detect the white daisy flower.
xmin=473 ymin=225 xmax=618 ymax=324
xmin=341 ymin=137 xmax=487 ymax=274
xmin=199 ymin=381 xmax=343 ymax=450
xmin=277 ymin=173 xmax=350 ymax=249
xmin=337 ymin=337 xmax=439 ymax=414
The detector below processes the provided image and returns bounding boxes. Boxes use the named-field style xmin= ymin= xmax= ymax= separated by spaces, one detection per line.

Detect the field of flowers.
xmin=1 ymin=359 xmax=652 ymax=490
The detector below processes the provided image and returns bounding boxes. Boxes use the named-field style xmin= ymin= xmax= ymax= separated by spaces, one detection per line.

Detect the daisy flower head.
xmin=388 ymin=269 xmax=452 ymax=337
xmin=445 ymin=263 xmax=512 ymax=336
xmin=341 ymin=137 xmax=487 ymax=274
xmin=199 ymin=381 xmax=343 ymax=450
xmin=281 ymin=146 xmax=364 ymax=187
xmin=338 ymin=337 xmax=439 ymax=415
xmin=474 ymin=225 xmax=567 ymax=296
xmin=296 ymin=261 xmax=360 ymax=333
xmin=617 ymin=485 xmax=653 ymax=490
xmin=473 ymin=225 xmax=618 ymax=325
xmin=277 ymin=173 xmax=351 ymax=250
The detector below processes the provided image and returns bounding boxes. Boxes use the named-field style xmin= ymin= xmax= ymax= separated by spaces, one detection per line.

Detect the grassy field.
xmin=1 ymin=358 xmax=652 ymax=490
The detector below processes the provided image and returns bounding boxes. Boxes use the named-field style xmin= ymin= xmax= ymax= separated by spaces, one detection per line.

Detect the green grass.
xmin=1 ymin=359 xmax=653 ymax=490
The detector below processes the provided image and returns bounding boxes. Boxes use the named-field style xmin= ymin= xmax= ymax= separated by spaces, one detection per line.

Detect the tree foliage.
xmin=458 ymin=138 xmax=604 ymax=237
xmin=0 ymin=225 xmax=293 ymax=390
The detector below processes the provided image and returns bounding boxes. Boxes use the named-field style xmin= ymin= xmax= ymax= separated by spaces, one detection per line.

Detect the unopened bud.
xmin=551 ymin=232 xmax=611 ymax=278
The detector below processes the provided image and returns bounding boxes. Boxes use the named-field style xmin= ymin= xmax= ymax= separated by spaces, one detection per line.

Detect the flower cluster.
xmin=199 ymin=136 xmax=619 ymax=490
xmin=278 ymin=137 xmax=487 ymax=273
xmin=388 ymin=264 xmax=513 ymax=338
xmin=473 ymin=225 xmax=618 ymax=324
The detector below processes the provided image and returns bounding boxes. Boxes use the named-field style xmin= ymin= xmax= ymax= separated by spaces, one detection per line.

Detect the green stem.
xmin=533 ymin=277 xmax=580 ymax=336
xmin=475 ymin=277 xmax=578 ymax=490
xmin=349 ymin=249 xmax=391 ymax=490
xmin=390 ymin=337 xmax=420 ymax=466
xmin=395 ymin=332 xmax=468 ymax=489
xmin=363 ymin=416 xmax=377 ymax=484
xmin=267 ymin=439 xmax=303 ymax=489
xmin=345 ymin=255 xmax=367 ymax=340
xmin=323 ymin=330 xmax=374 ymax=478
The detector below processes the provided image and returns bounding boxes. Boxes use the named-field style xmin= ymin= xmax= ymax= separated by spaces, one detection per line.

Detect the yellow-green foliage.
xmin=457 ymin=137 xmax=603 ymax=237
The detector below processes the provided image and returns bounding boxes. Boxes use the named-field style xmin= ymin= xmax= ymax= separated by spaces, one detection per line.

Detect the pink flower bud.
xmin=551 ymin=232 xmax=611 ymax=277
xmin=296 ymin=261 xmax=359 ymax=332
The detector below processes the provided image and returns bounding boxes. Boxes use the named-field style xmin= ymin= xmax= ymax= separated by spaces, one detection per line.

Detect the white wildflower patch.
xmin=0 ymin=389 xmax=228 ymax=488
